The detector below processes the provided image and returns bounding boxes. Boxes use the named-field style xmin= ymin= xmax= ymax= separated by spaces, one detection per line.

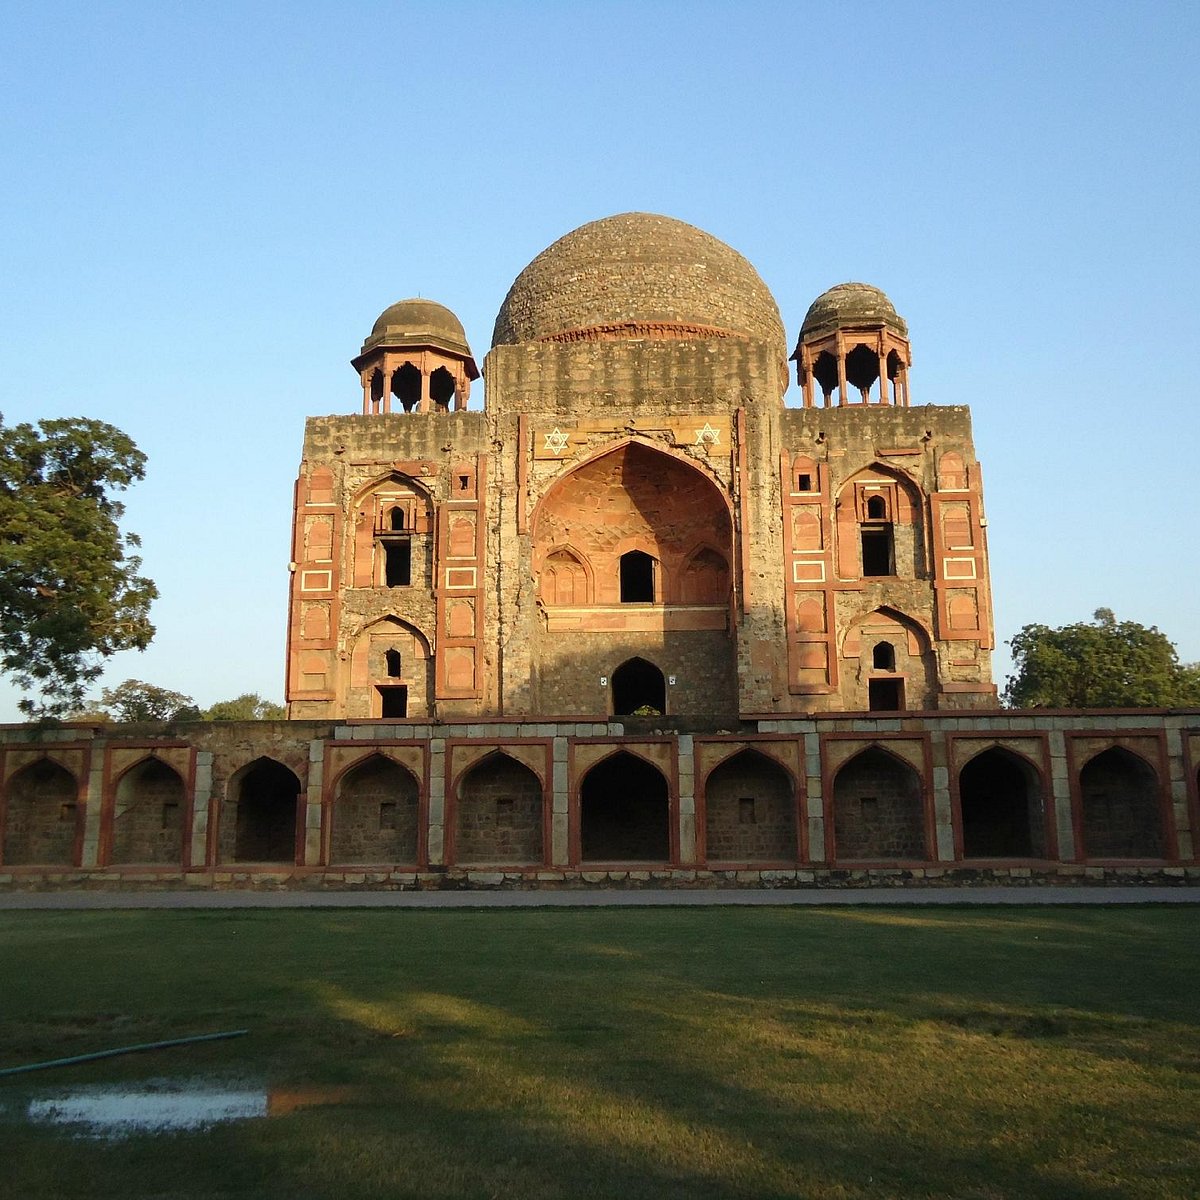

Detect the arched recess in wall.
xmin=1 ymin=758 xmax=78 ymax=867
xmin=832 ymin=745 xmax=927 ymax=861
xmin=703 ymin=749 xmax=797 ymax=864
xmin=680 ymin=545 xmax=730 ymax=605
xmin=350 ymin=472 xmax=434 ymax=592
xmin=538 ymin=546 xmax=593 ymax=606
xmin=610 ymin=656 xmax=667 ymax=716
xmin=835 ymin=463 xmax=926 ymax=581
xmin=110 ymin=757 xmax=186 ymax=866
xmin=348 ymin=616 xmax=433 ymax=719
xmin=841 ymin=606 xmax=936 ymax=712
xmin=1078 ymin=747 xmax=1164 ymax=859
xmin=579 ymin=750 xmax=670 ymax=863
xmin=454 ymin=752 xmax=544 ymax=867
xmin=530 ymin=440 xmax=734 ymax=607
xmin=958 ymin=747 xmax=1045 ymax=859
xmin=225 ymin=758 xmax=301 ymax=865
xmin=331 ymin=753 xmax=420 ymax=866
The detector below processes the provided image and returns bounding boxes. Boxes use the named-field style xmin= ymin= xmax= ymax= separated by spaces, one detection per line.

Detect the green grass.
xmin=0 ymin=905 xmax=1198 ymax=1199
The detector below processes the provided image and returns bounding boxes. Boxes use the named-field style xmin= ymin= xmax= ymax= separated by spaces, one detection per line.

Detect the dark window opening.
xmin=861 ymin=527 xmax=894 ymax=576
xmin=619 ymin=550 xmax=656 ymax=603
xmin=394 ymin=363 xmax=421 ymax=412
xmin=430 ymin=366 xmax=455 ymax=410
xmin=866 ymin=494 xmax=887 ymax=520
xmin=378 ymin=685 xmax=408 ymax=718
xmin=960 ymin=750 xmax=1039 ymax=858
xmin=872 ymin=641 xmax=896 ymax=671
xmin=496 ymin=796 xmax=514 ymax=826
xmin=388 ymin=506 xmax=405 ymax=531
xmin=738 ymin=797 xmax=757 ymax=825
xmin=797 ymin=473 xmax=812 ymax=492
xmin=812 ymin=351 xmax=839 ymax=398
xmin=59 ymin=802 xmax=76 ymax=823
xmin=384 ymin=648 xmax=402 ymax=678
xmin=234 ymin=760 xmax=299 ymax=863
xmin=845 ymin=343 xmax=881 ymax=399
xmin=161 ymin=800 xmax=180 ymax=830
xmin=868 ymin=678 xmax=903 ymax=712
xmin=611 ymin=657 xmax=667 ymax=716
xmin=384 ymin=541 xmax=411 ymax=586
xmin=580 ymin=752 xmax=670 ymax=862
xmin=379 ymin=801 xmax=397 ymax=830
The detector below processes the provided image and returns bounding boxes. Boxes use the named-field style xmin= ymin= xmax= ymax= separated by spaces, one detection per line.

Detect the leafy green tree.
xmin=203 ymin=693 xmax=286 ymax=721
xmin=0 ymin=415 xmax=158 ymax=716
xmin=1005 ymin=608 xmax=1200 ymax=709
xmin=76 ymin=678 xmax=197 ymax=723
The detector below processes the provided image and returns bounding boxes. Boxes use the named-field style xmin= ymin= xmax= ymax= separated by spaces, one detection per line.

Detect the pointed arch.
xmin=110 ymin=756 xmax=186 ymax=866
xmin=680 ymin=544 xmax=730 ymax=605
xmin=836 ymin=462 xmax=926 ymax=580
xmin=611 ymin=656 xmax=666 ymax=716
xmin=958 ymin=746 xmax=1045 ymax=859
xmin=832 ymin=745 xmax=927 ymax=861
xmin=703 ymin=748 xmax=798 ymax=864
xmin=538 ymin=544 xmax=593 ymax=606
xmin=579 ymin=751 xmax=670 ymax=863
xmin=453 ymin=751 xmax=544 ymax=866
xmin=2 ymin=758 xmax=79 ymax=867
xmin=331 ymin=752 xmax=420 ymax=865
xmin=225 ymin=757 xmax=300 ymax=864
xmin=1078 ymin=746 xmax=1164 ymax=859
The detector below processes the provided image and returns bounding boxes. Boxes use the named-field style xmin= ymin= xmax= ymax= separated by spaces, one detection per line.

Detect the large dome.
xmin=491 ymin=213 xmax=786 ymax=357
xmin=800 ymin=283 xmax=908 ymax=339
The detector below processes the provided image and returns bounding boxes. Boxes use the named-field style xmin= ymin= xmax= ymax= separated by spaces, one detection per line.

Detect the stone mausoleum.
xmin=1 ymin=214 xmax=1197 ymax=888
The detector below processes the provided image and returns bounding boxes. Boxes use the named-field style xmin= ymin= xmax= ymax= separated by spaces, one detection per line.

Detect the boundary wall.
xmin=1 ymin=710 xmax=1198 ymax=889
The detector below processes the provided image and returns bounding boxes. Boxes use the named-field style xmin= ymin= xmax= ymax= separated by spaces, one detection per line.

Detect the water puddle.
xmin=4 ymin=1081 xmax=354 ymax=1138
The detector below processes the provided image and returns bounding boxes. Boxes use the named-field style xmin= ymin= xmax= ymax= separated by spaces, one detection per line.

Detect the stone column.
xmin=551 ymin=734 xmax=569 ymax=866
xmin=79 ymin=742 xmax=106 ymax=868
xmin=802 ymin=727 xmax=825 ymax=861
xmin=362 ymin=375 xmax=372 ymax=415
xmin=304 ymin=740 xmax=324 ymax=865
xmin=190 ymin=751 xmax=214 ymax=867
xmin=1165 ymin=726 xmax=1192 ymax=860
xmin=1047 ymin=729 xmax=1075 ymax=860
xmin=931 ymin=734 xmax=954 ymax=861
xmin=677 ymin=735 xmax=696 ymax=865
xmin=836 ymin=333 xmax=848 ymax=406
xmin=427 ymin=737 xmax=446 ymax=864
xmin=877 ymin=349 xmax=890 ymax=405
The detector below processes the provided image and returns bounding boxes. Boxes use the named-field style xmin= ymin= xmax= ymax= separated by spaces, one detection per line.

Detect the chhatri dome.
xmin=359 ymin=298 xmax=475 ymax=361
xmin=799 ymin=282 xmax=908 ymax=338
xmin=491 ymin=212 xmax=786 ymax=360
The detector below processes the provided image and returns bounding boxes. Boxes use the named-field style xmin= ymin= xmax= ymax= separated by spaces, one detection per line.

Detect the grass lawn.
xmin=0 ymin=904 xmax=1197 ymax=1199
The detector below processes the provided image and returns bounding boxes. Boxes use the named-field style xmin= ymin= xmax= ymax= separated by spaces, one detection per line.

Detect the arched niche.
xmin=349 ymin=616 xmax=433 ymax=719
xmin=454 ymin=753 xmax=544 ymax=866
xmin=841 ymin=607 xmax=936 ymax=712
xmin=531 ymin=441 xmax=732 ymax=606
xmin=110 ymin=757 xmax=186 ymax=866
xmin=958 ymin=747 xmax=1044 ymax=858
xmin=2 ymin=758 xmax=78 ymax=866
xmin=331 ymin=754 xmax=419 ymax=865
xmin=611 ymin=657 xmax=666 ymax=716
xmin=1079 ymin=747 xmax=1164 ymax=859
xmin=579 ymin=751 xmax=670 ymax=863
xmin=704 ymin=749 xmax=796 ymax=863
xmin=680 ymin=546 xmax=729 ymax=605
xmin=539 ymin=546 xmax=591 ymax=606
xmin=351 ymin=472 xmax=434 ymax=591
xmin=835 ymin=464 xmax=926 ymax=580
xmin=832 ymin=746 xmax=927 ymax=861
xmin=226 ymin=758 xmax=300 ymax=864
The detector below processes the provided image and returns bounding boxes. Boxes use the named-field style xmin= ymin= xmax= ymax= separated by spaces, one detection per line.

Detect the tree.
xmin=203 ymin=693 xmax=286 ymax=721
xmin=0 ymin=415 xmax=158 ymax=716
xmin=1005 ymin=608 xmax=1200 ymax=709
xmin=75 ymin=678 xmax=197 ymax=723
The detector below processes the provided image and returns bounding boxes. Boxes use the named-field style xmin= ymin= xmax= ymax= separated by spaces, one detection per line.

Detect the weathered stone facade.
xmin=1 ymin=213 xmax=1196 ymax=889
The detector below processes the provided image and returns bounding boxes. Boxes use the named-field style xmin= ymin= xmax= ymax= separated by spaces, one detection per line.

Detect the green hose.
xmin=0 ymin=1029 xmax=249 ymax=1077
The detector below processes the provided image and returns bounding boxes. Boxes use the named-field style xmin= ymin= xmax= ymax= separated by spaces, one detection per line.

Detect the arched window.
xmin=388 ymin=506 xmax=405 ymax=531
xmin=384 ymin=649 xmax=402 ymax=678
xmin=580 ymin=752 xmax=669 ymax=862
xmin=429 ymin=367 xmax=456 ymax=410
xmin=866 ymin=495 xmax=887 ymax=520
xmin=393 ymin=363 xmax=422 ymax=412
xmin=959 ymin=748 xmax=1043 ymax=858
xmin=871 ymin=641 xmax=895 ymax=671
xmin=619 ymin=550 xmax=656 ymax=603
xmin=611 ymin=657 xmax=667 ymax=716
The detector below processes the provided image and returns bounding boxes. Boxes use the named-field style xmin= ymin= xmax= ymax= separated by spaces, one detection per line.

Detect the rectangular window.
xmin=383 ymin=541 xmax=411 ymax=587
xmin=378 ymin=685 xmax=408 ymax=718
xmin=861 ymin=527 xmax=893 ymax=577
xmin=796 ymin=473 xmax=812 ymax=492
xmin=496 ymin=796 xmax=514 ymax=826
xmin=868 ymin=679 xmax=903 ymax=712
xmin=738 ymin=797 xmax=757 ymax=825
xmin=379 ymin=801 xmax=397 ymax=830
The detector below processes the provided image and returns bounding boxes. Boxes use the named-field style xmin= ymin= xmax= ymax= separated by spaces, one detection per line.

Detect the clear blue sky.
xmin=2 ymin=1 xmax=1197 ymax=719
